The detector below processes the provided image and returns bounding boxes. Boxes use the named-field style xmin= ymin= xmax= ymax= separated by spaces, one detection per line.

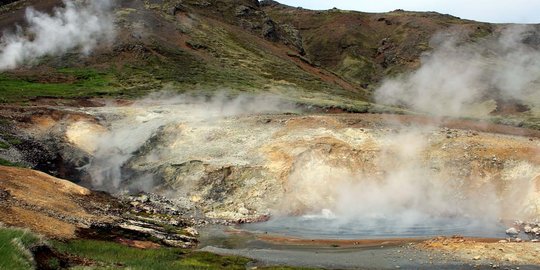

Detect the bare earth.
xmin=419 ymin=236 xmax=540 ymax=266
xmin=0 ymin=166 xmax=118 ymax=238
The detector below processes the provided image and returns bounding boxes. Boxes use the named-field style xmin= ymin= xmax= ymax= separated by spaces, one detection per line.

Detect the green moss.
xmin=53 ymin=239 xmax=248 ymax=270
xmin=177 ymin=251 xmax=251 ymax=269
xmin=47 ymin=257 xmax=61 ymax=269
xmin=52 ymin=239 xmax=321 ymax=270
xmin=520 ymin=117 xmax=540 ymax=130
xmin=0 ymin=207 xmax=316 ymax=269
xmin=337 ymin=56 xmax=376 ymax=84
xmin=0 ymin=158 xmax=25 ymax=167
xmin=0 ymin=68 xmax=119 ymax=102
xmin=0 ymin=141 xmax=9 ymax=149
xmin=1 ymin=133 xmax=22 ymax=146
xmin=490 ymin=116 xmax=540 ymax=131
xmin=6 ymin=138 xmax=21 ymax=146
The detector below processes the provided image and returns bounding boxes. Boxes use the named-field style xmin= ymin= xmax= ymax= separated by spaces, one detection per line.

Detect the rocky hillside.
xmin=0 ymin=0 xmax=363 ymax=109
xmin=0 ymin=0 xmax=505 ymax=109
xmin=261 ymin=1 xmax=493 ymax=88
xmin=0 ymin=1 xmax=537 ymax=119
xmin=0 ymin=1 xmax=538 ymax=123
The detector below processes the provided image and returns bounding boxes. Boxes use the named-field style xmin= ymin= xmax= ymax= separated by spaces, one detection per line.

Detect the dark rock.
xmin=185 ymin=40 xmax=208 ymax=50
xmin=113 ymin=43 xmax=151 ymax=59
xmin=259 ymin=0 xmax=279 ymax=7
xmin=521 ymin=30 xmax=540 ymax=48
xmin=235 ymin=5 xmax=252 ymax=17
xmin=0 ymin=0 xmax=19 ymax=6
xmin=169 ymin=4 xmax=187 ymax=16
xmin=249 ymin=0 xmax=260 ymax=7
xmin=505 ymin=227 xmax=519 ymax=236
xmin=0 ymin=188 xmax=10 ymax=200
xmin=262 ymin=18 xmax=278 ymax=41
xmin=31 ymin=245 xmax=71 ymax=270
xmin=280 ymin=23 xmax=304 ymax=53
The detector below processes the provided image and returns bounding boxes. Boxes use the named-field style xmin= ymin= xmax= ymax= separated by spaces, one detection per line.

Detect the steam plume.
xmin=282 ymin=128 xmax=504 ymax=228
xmin=0 ymin=0 xmax=115 ymax=70
xmin=375 ymin=25 xmax=540 ymax=117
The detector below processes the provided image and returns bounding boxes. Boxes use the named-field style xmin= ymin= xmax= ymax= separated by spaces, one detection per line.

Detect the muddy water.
xmin=197 ymin=225 xmax=429 ymax=269
xmin=198 ymin=225 xmax=538 ymax=269
xmin=241 ymin=215 xmax=507 ymax=239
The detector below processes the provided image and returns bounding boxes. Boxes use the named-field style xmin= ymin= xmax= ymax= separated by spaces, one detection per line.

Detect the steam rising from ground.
xmin=375 ymin=25 xmax=540 ymax=117
xmin=281 ymin=127 xmax=506 ymax=232
xmin=363 ymin=26 xmax=540 ymax=230
xmin=0 ymin=0 xmax=115 ymax=70
xmin=76 ymin=93 xmax=297 ymax=191
xmin=65 ymin=93 xmax=540 ymax=236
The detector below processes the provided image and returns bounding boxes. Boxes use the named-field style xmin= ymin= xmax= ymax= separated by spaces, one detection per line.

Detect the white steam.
xmin=335 ymin=130 xmax=500 ymax=225
xmin=0 ymin=0 xmax=115 ymax=70
xmin=277 ymin=125 xmax=534 ymax=236
xmin=375 ymin=25 xmax=540 ymax=117
xmin=75 ymin=93 xmax=298 ymax=191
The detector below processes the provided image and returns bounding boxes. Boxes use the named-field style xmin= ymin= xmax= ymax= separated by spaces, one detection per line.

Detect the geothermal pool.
xmin=199 ymin=217 xmax=511 ymax=270
xmin=241 ymin=214 xmax=507 ymax=239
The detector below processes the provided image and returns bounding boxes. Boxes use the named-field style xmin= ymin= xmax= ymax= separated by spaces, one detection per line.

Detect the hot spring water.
xmin=242 ymin=209 xmax=506 ymax=239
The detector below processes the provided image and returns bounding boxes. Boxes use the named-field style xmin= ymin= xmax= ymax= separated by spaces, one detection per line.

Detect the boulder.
xmin=505 ymin=227 xmax=519 ymax=236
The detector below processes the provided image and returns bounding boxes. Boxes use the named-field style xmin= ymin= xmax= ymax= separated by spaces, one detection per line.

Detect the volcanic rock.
xmin=505 ymin=227 xmax=519 ymax=236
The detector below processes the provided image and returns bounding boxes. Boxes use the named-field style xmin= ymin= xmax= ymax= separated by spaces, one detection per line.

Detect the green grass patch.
xmin=0 ymin=227 xmax=41 ymax=270
xmin=53 ymin=239 xmax=320 ymax=270
xmin=0 ymin=133 xmax=22 ymax=146
xmin=490 ymin=116 xmax=540 ymax=131
xmin=6 ymin=138 xmax=21 ymax=146
xmin=0 ymin=68 xmax=119 ymax=102
xmin=0 ymin=227 xmax=318 ymax=270
xmin=53 ymin=239 xmax=250 ymax=270
xmin=0 ymin=141 xmax=9 ymax=149
xmin=0 ymin=158 xmax=25 ymax=167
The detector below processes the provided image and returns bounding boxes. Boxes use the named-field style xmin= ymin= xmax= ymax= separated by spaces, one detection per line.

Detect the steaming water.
xmin=242 ymin=210 xmax=506 ymax=239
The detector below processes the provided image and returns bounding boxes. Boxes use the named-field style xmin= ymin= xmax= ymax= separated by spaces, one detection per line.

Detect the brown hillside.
xmin=0 ymin=0 xmax=371 ymax=106
xmin=0 ymin=165 xmax=118 ymax=238
xmin=261 ymin=0 xmax=494 ymax=88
